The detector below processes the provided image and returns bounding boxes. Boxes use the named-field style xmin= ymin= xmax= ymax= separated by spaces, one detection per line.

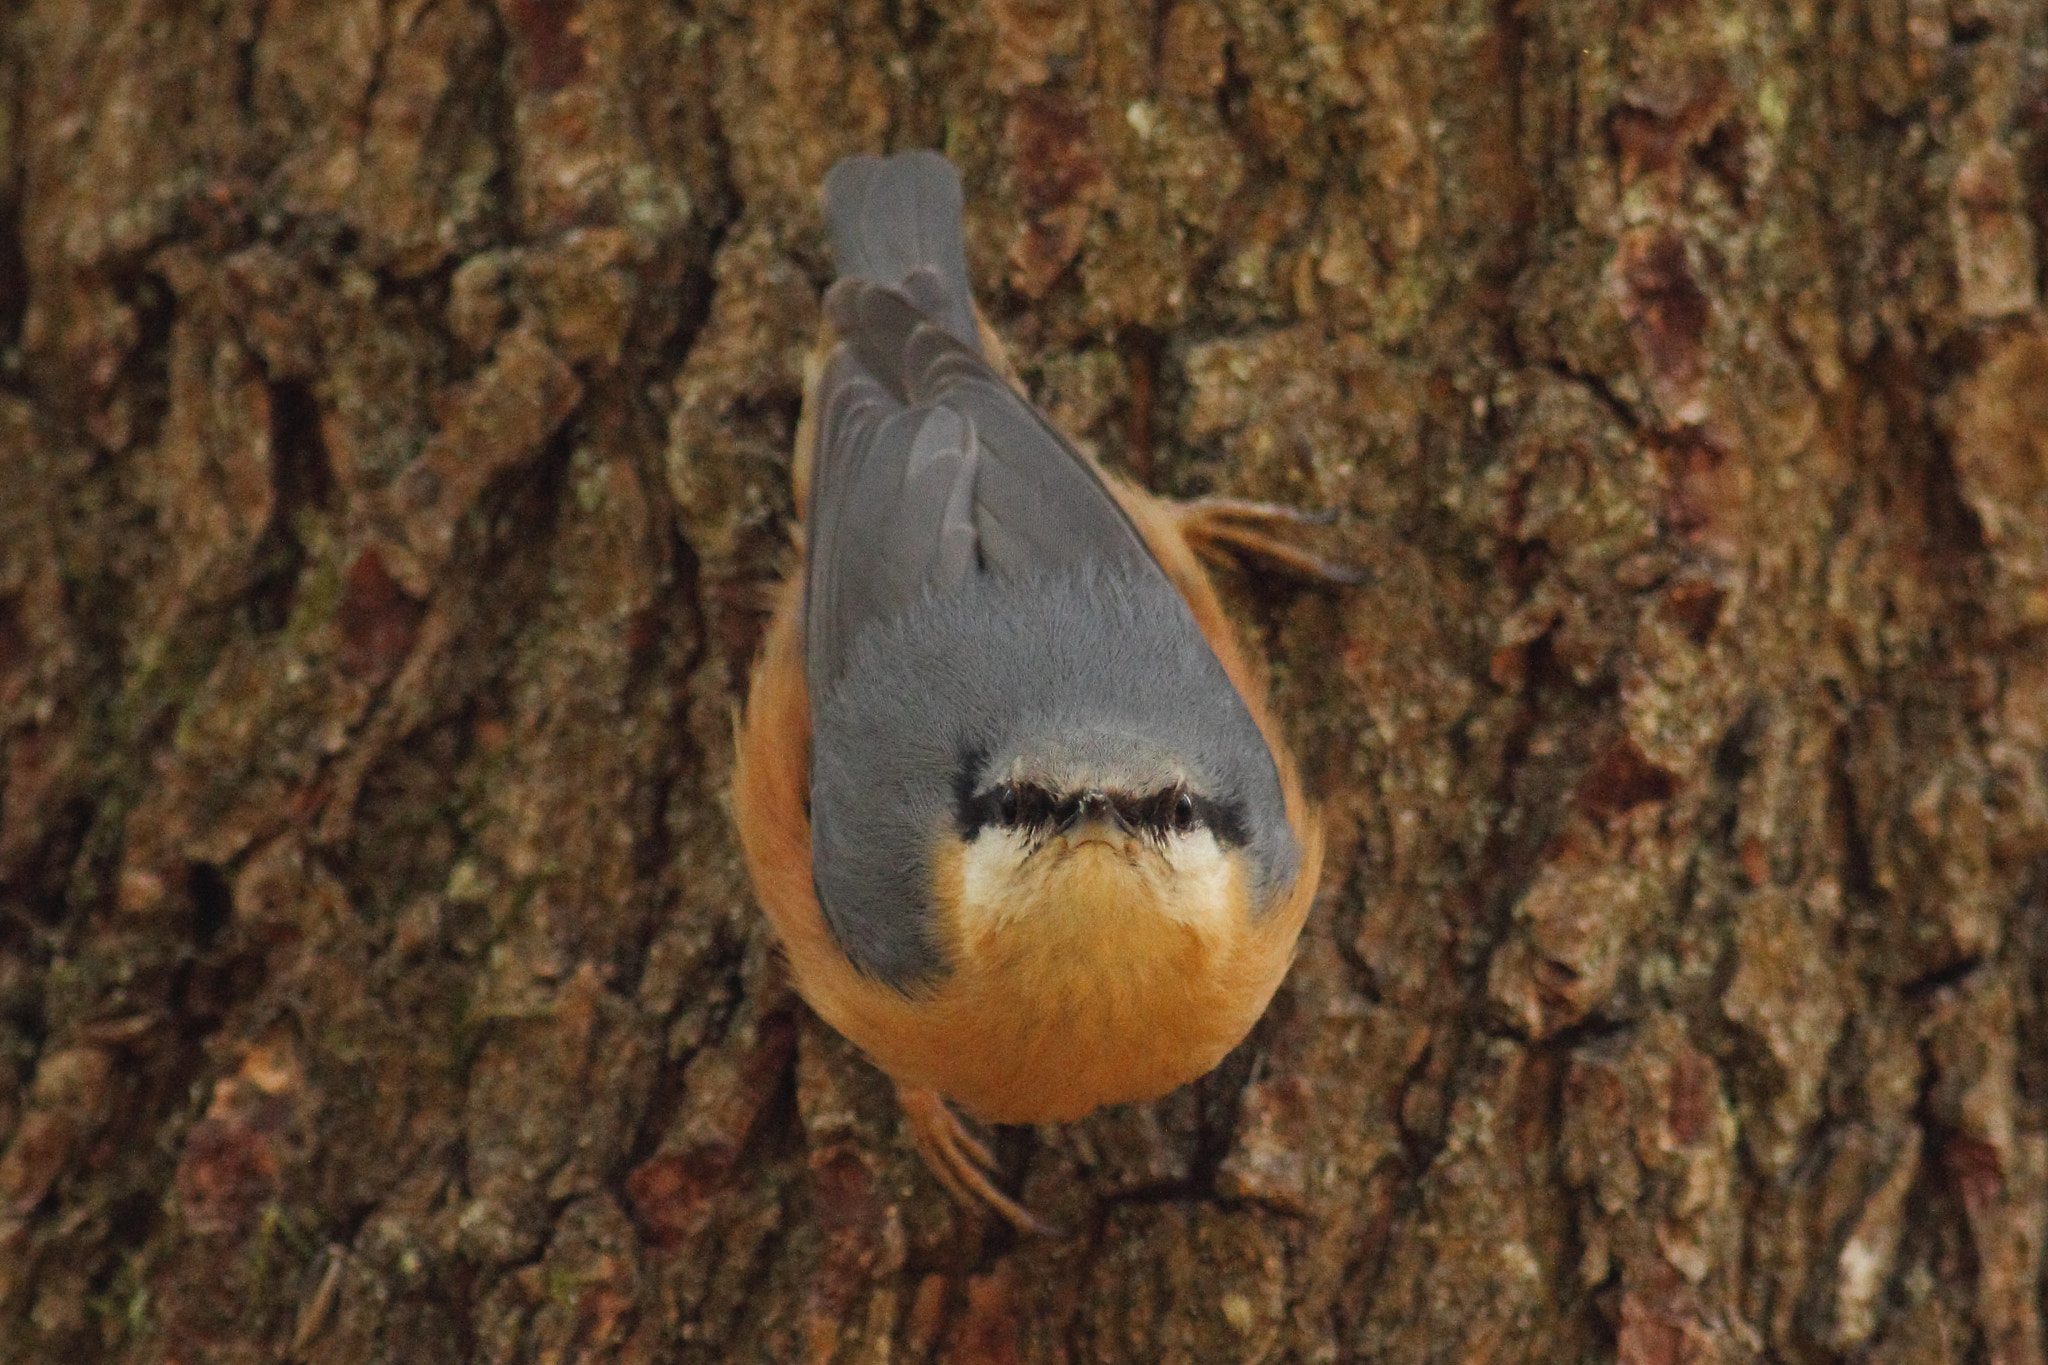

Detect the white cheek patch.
xmin=958 ymin=827 xmax=1038 ymax=929
xmin=1153 ymin=830 xmax=1236 ymax=929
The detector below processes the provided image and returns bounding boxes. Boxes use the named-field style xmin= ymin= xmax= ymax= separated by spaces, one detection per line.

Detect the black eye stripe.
xmin=953 ymin=747 xmax=990 ymax=838
xmin=1190 ymin=794 xmax=1249 ymax=847
xmin=1019 ymin=785 xmax=1058 ymax=827
xmin=958 ymin=776 xmax=1247 ymax=846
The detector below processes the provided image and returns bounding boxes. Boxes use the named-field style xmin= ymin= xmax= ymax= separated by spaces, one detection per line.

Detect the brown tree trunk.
xmin=2 ymin=1 xmax=2044 ymax=1361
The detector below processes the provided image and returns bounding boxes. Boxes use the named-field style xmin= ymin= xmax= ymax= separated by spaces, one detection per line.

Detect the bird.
xmin=732 ymin=150 xmax=1337 ymax=1231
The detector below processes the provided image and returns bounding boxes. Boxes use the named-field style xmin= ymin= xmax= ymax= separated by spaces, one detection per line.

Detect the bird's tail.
xmin=822 ymin=151 xmax=981 ymax=354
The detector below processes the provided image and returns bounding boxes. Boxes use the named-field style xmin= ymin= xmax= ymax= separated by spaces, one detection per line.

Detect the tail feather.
xmin=822 ymin=151 xmax=980 ymax=353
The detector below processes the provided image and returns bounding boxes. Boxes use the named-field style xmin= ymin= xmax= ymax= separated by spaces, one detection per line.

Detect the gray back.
xmin=804 ymin=153 xmax=1295 ymax=987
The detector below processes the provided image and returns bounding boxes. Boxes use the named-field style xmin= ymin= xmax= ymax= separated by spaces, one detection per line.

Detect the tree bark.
xmin=2 ymin=1 xmax=2044 ymax=1361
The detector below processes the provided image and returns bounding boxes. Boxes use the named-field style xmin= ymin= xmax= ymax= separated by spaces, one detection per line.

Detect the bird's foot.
xmin=894 ymin=1082 xmax=1052 ymax=1235
xmin=1174 ymin=496 xmax=1366 ymax=585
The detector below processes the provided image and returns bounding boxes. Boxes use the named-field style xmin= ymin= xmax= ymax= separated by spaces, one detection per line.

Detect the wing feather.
xmin=805 ymin=154 xmax=1165 ymax=697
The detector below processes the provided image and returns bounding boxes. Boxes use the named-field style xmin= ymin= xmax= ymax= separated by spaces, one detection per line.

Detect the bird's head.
xmin=944 ymin=727 xmax=1263 ymax=942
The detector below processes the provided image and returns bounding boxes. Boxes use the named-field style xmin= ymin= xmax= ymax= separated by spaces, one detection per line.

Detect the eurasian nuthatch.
xmin=734 ymin=151 xmax=1329 ymax=1230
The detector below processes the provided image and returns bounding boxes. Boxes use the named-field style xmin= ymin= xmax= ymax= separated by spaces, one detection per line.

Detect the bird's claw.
xmin=1176 ymin=496 xmax=1367 ymax=585
xmin=895 ymin=1082 xmax=1053 ymax=1236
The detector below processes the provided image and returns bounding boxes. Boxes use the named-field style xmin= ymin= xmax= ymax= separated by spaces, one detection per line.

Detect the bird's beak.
xmin=1059 ymin=791 xmax=1131 ymax=843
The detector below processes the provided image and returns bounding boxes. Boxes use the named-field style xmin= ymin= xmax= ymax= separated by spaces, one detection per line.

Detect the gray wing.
xmin=805 ymin=154 xmax=1164 ymax=697
xmin=805 ymin=349 xmax=980 ymax=700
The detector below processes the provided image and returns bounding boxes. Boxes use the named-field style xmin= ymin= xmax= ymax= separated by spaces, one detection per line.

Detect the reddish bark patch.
xmin=1616 ymin=229 xmax=1710 ymax=401
xmin=1574 ymin=736 xmax=1679 ymax=822
xmin=1616 ymin=1286 xmax=1705 ymax=1365
xmin=1943 ymin=1132 xmax=2003 ymax=1209
xmin=1664 ymin=1045 xmax=1715 ymax=1149
xmin=174 ymin=1106 xmax=284 ymax=1235
xmin=1005 ymin=90 xmax=1109 ymax=298
xmin=0 ymin=595 xmax=26 ymax=702
xmin=1611 ymin=108 xmax=1683 ymax=185
xmin=947 ymin=1264 xmax=1024 ymax=1365
xmin=803 ymin=1145 xmax=892 ymax=1359
xmin=623 ymin=1149 xmax=725 ymax=1249
xmin=1658 ymin=578 xmax=1724 ymax=643
xmin=503 ymin=0 xmax=589 ymax=93
xmin=808 ymin=1145 xmax=878 ymax=1233
xmin=1009 ymin=91 xmax=1103 ymax=214
xmin=627 ymin=1012 xmax=798 ymax=1248
xmin=1610 ymin=70 xmax=1735 ymax=188
xmin=1737 ymin=836 xmax=1770 ymax=887
xmin=1655 ymin=430 xmax=1746 ymax=557
xmin=337 ymin=547 xmax=425 ymax=682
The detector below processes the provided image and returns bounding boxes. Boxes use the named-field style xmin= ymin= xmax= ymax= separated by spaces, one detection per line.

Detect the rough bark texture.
xmin=1 ymin=1 xmax=2045 ymax=1362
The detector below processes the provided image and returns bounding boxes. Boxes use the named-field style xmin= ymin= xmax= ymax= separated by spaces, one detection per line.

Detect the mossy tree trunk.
xmin=2 ymin=1 xmax=2044 ymax=1362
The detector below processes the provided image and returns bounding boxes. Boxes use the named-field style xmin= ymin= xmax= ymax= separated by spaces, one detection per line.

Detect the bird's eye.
xmin=1171 ymin=788 xmax=1197 ymax=833
xmin=997 ymin=784 xmax=1020 ymax=825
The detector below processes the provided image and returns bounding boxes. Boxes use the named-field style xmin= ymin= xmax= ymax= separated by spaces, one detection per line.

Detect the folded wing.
xmin=806 ymin=154 xmax=1160 ymax=697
